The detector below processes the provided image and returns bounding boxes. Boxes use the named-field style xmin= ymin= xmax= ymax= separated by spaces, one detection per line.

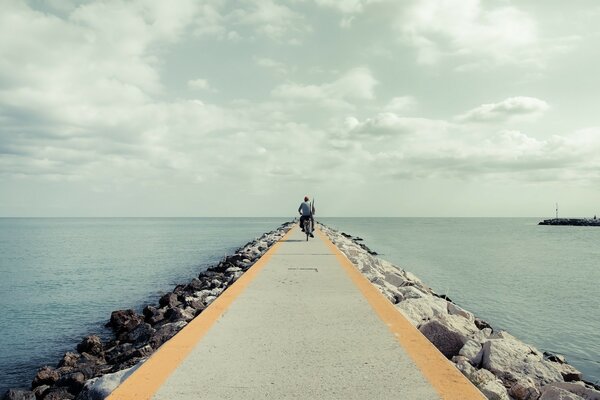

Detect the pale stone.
xmin=383 ymin=269 xmax=407 ymax=287
xmin=448 ymin=302 xmax=475 ymax=321
xmin=479 ymin=379 xmax=512 ymax=400
xmin=78 ymin=362 xmax=143 ymax=400
xmin=539 ymin=386 xmax=584 ymax=400
xmin=481 ymin=332 xmax=563 ymax=387
xmin=395 ymin=296 xmax=448 ymax=326
xmin=541 ymin=382 xmax=600 ymax=400
xmin=397 ymin=286 xmax=428 ymax=300
xmin=459 ymin=339 xmax=484 ymax=366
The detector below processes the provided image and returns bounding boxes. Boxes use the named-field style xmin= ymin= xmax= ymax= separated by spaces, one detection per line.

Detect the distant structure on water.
xmin=538 ymin=203 xmax=600 ymax=226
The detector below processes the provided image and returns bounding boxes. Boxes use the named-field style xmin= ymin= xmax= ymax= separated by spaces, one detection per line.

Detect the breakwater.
xmin=319 ymin=224 xmax=600 ymax=400
xmin=539 ymin=218 xmax=600 ymax=226
xmin=2 ymin=222 xmax=294 ymax=400
xmin=3 ymin=220 xmax=599 ymax=400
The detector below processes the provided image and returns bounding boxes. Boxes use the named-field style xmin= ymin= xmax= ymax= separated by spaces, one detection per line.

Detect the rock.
xmin=159 ymin=293 xmax=180 ymax=308
xmin=539 ymin=385 xmax=584 ymax=400
xmin=453 ymin=355 xmax=477 ymax=377
xmin=58 ymin=352 xmax=80 ymax=368
xmin=459 ymin=339 xmax=484 ymax=366
xmin=32 ymin=366 xmax=60 ymax=388
xmin=541 ymin=382 xmax=600 ymax=400
xmin=125 ymin=323 xmax=155 ymax=347
xmin=76 ymin=336 xmax=103 ymax=357
xmin=186 ymin=278 xmax=204 ymax=291
xmin=510 ymin=378 xmax=541 ymax=400
xmin=105 ymin=343 xmax=133 ymax=365
xmin=56 ymin=371 xmax=85 ymax=395
xmin=164 ymin=307 xmax=195 ymax=323
xmin=479 ymin=379 xmax=512 ymax=400
xmin=77 ymin=363 xmax=143 ymax=400
xmin=396 ymin=286 xmax=428 ymax=300
xmin=107 ymin=310 xmax=143 ymax=334
xmin=383 ymin=269 xmax=407 ymax=287
xmin=143 ymin=305 xmax=165 ymax=325
xmin=475 ymin=318 xmax=494 ymax=332
xmin=32 ymin=384 xmax=50 ymax=399
xmin=544 ymin=352 xmax=566 ymax=364
xmin=183 ymin=296 xmax=206 ymax=312
xmin=481 ymin=331 xmax=563 ymax=387
xmin=395 ymin=296 xmax=448 ymax=326
xmin=448 ymin=302 xmax=474 ymax=321
xmin=41 ymin=387 xmax=75 ymax=400
xmin=1 ymin=389 xmax=35 ymax=400
xmin=225 ymin=266 xmax=241 ymax=273
xmin=420 ymin=315 xmax=477 ymax=358
xmin=149 ymin=321 xmax=187 ymax=349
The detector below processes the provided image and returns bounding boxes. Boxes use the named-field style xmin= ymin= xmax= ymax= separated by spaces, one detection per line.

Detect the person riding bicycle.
xmin=298 ymin=196 xmax=314 ymax=237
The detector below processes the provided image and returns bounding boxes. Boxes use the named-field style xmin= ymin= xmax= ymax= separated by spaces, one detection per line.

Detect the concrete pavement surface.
xmin=109 ymin=226 xmax=484 ymax=400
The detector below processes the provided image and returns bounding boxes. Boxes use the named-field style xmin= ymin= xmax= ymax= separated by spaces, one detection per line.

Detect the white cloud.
xmin=457 ymin=97 xmax=549 ymax=123
xmin=187 ymin=78 xmax=215 ymax=92
xmin=399 ymin=0 xmax=539 ymax=67
xmin=254 ymin=57 xmax=290 ymax=74
xmin=272 ymin=67 xmax=378 ymax=108
xmin=349 ymin=113 xmax=448 ymax=138
xmin=232 ymin=0 xmax=311 ymax=42
xmin=384 ymin=96 xmax=417 ymax=114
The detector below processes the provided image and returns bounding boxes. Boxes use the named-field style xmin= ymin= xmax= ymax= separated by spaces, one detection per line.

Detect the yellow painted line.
xmin=316 ymin=228 xmax=485 ymax=400
xmin=107 ymin=227 xmax=294 ymax=400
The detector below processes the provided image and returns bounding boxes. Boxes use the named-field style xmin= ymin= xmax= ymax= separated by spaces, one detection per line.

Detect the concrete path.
xmin=108 ymin=226 xmax=484 ymax=400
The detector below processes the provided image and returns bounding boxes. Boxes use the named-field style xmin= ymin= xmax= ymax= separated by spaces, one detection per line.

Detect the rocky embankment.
xmin=320 ymin=224 xmax=600 ymax=400
xmin=2 ymin=222 xmax=294 ymax=400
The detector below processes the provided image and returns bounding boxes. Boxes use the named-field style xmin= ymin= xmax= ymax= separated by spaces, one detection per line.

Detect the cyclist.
xmin=298 ymin=196 xmax=314 ymax=237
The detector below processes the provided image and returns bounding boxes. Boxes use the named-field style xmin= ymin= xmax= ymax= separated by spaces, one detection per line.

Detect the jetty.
xmin=538 ymin=218 xmax=600 ymax=226
xmin=106 ymin=226 xmax=484 ymax=400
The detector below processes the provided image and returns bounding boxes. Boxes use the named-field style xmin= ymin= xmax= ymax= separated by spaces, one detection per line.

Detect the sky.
xmin=1 ymin=0 xmax=600 ymax=217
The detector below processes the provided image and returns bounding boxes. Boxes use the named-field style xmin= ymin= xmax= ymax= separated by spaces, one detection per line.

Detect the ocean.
xmin=0 ymin=217 xmax=598 ymax=393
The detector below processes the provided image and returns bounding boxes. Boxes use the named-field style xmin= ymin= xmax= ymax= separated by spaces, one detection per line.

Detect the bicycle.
xmin=302 ymin=218 xmax=311 ymax=241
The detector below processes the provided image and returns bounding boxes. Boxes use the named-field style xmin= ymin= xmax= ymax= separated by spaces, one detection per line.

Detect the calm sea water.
xmin=0 ymin=218 xmax=598 ymax=393
xmin=320 ymin=218 xmax=600 ymax=384
xmin=0 ymin=218 xmax=288 ymax=393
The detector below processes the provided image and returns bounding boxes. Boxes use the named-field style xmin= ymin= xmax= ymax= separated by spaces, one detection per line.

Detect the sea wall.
xmin=319 ymin=224 xmax=600 ymax=400
xmin=2 ymin=222 xmax=295 ymax=400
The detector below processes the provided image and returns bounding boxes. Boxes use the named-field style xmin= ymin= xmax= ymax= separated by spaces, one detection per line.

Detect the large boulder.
xmin=459 ymin=339 xmax=484 ymax=366
xmin=76 ymin=335 xmax=103 ymax=357
xmin=107 ymin=310 xmax=143 ymax=334
xmin=419 ymin=314 xmax=478 ymax=358
xmin=143 ymin=305 xmax=165 ymax=326
xmin=77 ymin=363 xmax=143 ymax=400
xmin=453 ymin=356 xmax=510 ymax=400
xmin=125 ymin=323 xmax=156 ymax=347
xmin=539 ymin=386 xmax=584 ymax=400
xmin=395 ymin=296 xmax=448 ymax=326
xmin=540 ymin=382 xmax=600 ymax=400
xmin=31 ymin=366 xmax=60 ymax=388
xmin=481 ymin=331 xmax=567 ymax=388
xmin=159 ymin=293 xmax=180 ymax=309
xmin=55 ymin=371 xmax=85 ymax=395
xmin=58 ymin=352 xmax=80 ymax=368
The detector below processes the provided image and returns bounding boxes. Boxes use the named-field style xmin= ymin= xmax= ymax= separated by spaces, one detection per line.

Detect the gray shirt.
xmin=298 ymin=201 xmax=312 ymax=216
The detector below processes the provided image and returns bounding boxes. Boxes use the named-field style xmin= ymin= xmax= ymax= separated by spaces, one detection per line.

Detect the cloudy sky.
xmin=1 ymin=0 xmax=599 ymax=217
